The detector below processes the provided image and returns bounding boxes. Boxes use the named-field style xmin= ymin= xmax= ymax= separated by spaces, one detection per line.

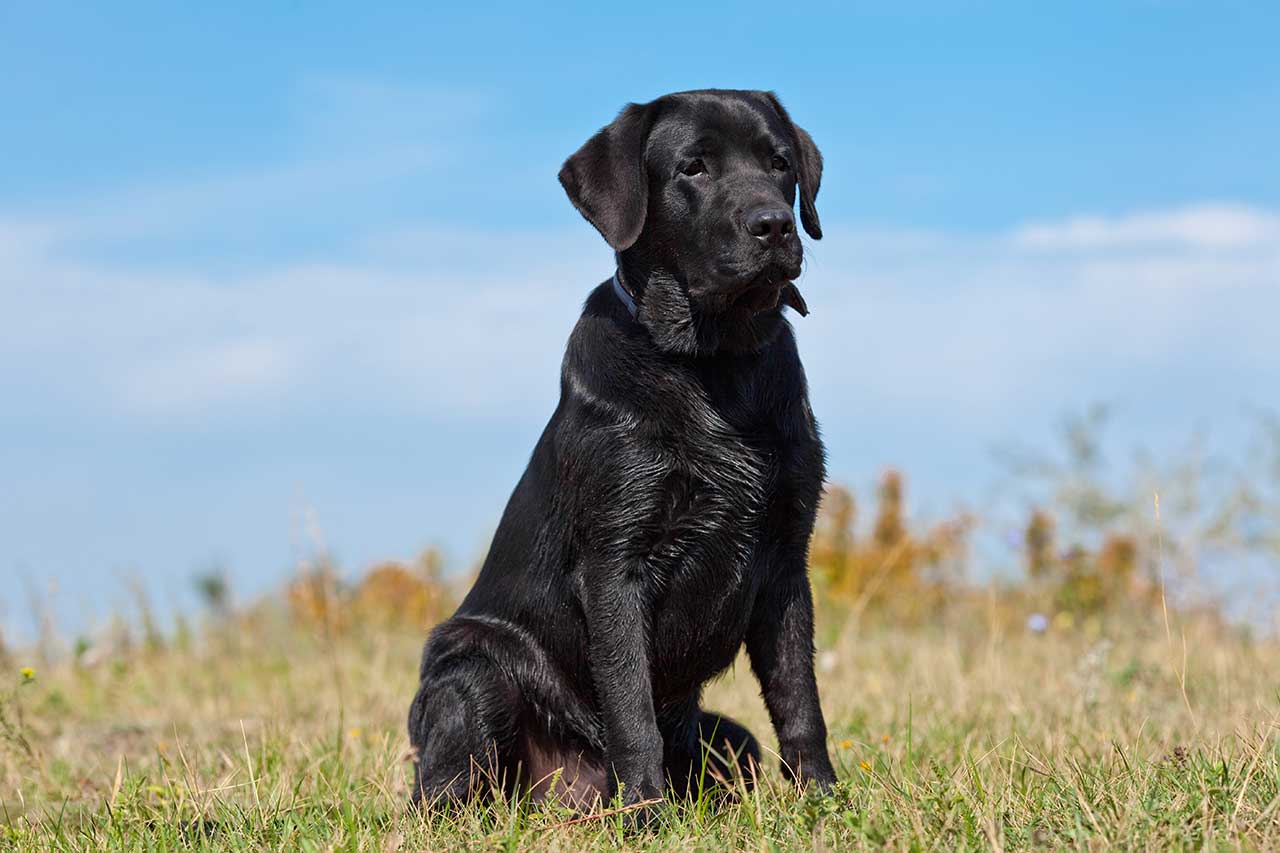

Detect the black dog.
xmin=408 ymin=89 xmax=836 ymax=814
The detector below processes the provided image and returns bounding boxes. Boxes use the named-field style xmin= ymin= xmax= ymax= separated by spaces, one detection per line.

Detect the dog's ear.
xmin=764 ymin=92 xmax=824 ymax=240
xmin=558 ymin=102 xmax=655 ymax=252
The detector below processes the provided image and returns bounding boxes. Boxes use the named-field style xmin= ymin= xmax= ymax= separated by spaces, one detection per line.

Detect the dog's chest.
xmin=644 ymin=379 xmax=781 ymax=577
xmin=647 ymin=431 xmax=772 ymax=579
xmin=643 ymin=376 xmax=818 ymax=690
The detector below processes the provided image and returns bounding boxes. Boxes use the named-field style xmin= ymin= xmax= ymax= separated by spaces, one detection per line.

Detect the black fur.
xmin=408 ymin=90 xmax=836 ymax=816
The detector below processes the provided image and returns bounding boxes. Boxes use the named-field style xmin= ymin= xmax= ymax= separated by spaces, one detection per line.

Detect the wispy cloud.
xmin=0 ymin=220 xmax=603 ymax=422
xmin=15 ymin=77 xmax=493 ymax=247
xmin=1010 ymin=203 xmax=1280 ymax=251
xmin=803 ymin=207 xmax=1278 ymax=427
xmin=2 ymin=203 xmax=1275 ymax=430
xmin=118 ymin=338 xmax=300 ymax=417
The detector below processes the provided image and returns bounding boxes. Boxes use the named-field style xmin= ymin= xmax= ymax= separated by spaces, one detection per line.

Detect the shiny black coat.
xmin=409 ymin=90 xmax=837 ymax=813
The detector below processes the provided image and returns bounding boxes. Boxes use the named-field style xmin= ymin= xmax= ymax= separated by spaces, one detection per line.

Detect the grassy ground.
xmin=2 ymin=600 xmax=1279 ymax=851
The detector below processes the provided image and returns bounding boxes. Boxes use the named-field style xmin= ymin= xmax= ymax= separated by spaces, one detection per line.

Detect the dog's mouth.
xmin=727 ymin=261 xmax=809 ymax=317
xmin=714 ymin=244 xmax=801 ymax=281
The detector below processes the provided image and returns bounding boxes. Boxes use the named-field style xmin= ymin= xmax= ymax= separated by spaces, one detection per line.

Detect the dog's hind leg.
xmin=408 ymin=658 xmax=521 ymax=808
xmin=664 ymin=709 xmax=761 ymax=799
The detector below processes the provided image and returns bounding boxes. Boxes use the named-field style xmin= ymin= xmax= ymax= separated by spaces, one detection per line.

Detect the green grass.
xmin=3 ymin=602 xmax=1279 ymax=850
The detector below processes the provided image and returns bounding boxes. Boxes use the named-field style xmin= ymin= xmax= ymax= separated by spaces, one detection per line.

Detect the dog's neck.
xmin=611 ymin=255 xmax=639 ymax=318
xmin=616 ymin=251 xmax=792 ymax=357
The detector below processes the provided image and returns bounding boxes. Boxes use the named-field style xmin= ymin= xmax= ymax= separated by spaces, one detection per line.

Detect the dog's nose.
xmin=744 ymin=206 xmax=796 ymax=247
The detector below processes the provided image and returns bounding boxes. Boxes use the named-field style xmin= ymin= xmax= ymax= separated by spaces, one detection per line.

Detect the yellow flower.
xmin=838 ymin=739 xmax=853 ymax=749
xmin=19 ymin=667 xmax=35 ymax=683
xmin=881 ymin=734 xmax=891 ymax=744
xmin=859 ymin=760 xmax=872 ymax=772
xmin=347 ymin=727 xmax=363 ymax=740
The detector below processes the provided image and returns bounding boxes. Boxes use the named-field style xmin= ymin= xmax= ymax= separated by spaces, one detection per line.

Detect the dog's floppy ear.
xmin=764 ymin=92 xmax=824 ymax=240
xmin=559 ymin=102 xmax=655 ymax=252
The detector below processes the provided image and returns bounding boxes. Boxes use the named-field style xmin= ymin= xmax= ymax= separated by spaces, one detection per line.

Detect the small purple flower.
xmin=1027 ymin=612 xmax=1049 ymax=634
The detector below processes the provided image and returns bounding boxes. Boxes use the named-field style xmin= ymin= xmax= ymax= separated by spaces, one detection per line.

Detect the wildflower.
xmin=1026 ymin=613 xmax=1049 ymax=634
xmin=348 ymin=727 xmax=363 ymax=740
xmin=859 ymin=760 xmax=872 ymax=772
xmin=19 ymin=667 xmax=35 ymax=683
xmin=881 ymin=734 xmax=891 ymax=744
xmin=838 ymin=739 xmax=853 ymax=749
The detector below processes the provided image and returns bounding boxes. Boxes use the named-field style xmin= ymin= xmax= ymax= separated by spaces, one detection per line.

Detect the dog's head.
xmin=559 ymin=90 xmax=823 ymax=353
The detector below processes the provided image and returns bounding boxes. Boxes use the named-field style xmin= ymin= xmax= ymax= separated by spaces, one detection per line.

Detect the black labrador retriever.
xmin=408 ymin=89 xmax=836 ymax=814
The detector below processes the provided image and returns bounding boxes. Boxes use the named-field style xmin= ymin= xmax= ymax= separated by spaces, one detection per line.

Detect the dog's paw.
xmin=619 ymin=797 xmax=664 ymax=832
xmin=800 ymin=775 xmax=858 ymax=818
xmin=803 ymin=770 xmax=838 ymax=796
xmin=609 ymin=781 xmax=665 ymax=833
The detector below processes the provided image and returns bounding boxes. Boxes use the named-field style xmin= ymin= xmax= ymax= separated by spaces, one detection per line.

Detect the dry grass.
xmin=2 ymin=597 xmax=1278 ymax=851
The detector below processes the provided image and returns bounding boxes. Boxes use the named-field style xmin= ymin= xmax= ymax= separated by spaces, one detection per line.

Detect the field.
xmin=3 ymin=592 xmax=1279 ymax=851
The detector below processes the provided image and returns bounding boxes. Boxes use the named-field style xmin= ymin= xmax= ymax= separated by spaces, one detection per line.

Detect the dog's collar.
xmin=612 ymin=256 xmax=638 ymax=318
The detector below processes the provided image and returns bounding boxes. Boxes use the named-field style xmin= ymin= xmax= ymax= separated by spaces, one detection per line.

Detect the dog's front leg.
xmin=746 ymin=558 xmax=837 ymax=792
xmin=582 ymin=561 xmax=665 ymax=814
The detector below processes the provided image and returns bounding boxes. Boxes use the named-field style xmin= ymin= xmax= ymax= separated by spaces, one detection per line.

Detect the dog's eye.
xmin=771 ymin=154 xmax=790 ymax=171
xmin=681 ymin=159 xmax=707 ymax=177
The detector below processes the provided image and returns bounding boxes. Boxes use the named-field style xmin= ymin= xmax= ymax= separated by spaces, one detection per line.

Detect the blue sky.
xmin=2 ymin=3 xmax=1278 ymax=634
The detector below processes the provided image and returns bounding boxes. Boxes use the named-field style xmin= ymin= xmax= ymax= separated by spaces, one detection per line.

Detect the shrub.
xmin=287 ymin=548 xmax=453 ymax=635
xmin=810 ymin=470 xmax=971 ymax=615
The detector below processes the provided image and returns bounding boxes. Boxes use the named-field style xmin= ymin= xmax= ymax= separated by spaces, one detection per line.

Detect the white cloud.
xmin=1 ymin=202 xmax=1275 ymax=429
xmin=118 ymin=338 xmax=299 ymax=416
xmin=0 ymin=224 xmax=604 ymax=422
xmin=796 ymin=208 xmax=1279 ymax=426
xmin=1010 ymin=203 xmax=1280 ymax=251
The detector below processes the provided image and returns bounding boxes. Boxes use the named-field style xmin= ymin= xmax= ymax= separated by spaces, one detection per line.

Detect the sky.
xmin=2 ymin=3 xmax=1278 ymax=635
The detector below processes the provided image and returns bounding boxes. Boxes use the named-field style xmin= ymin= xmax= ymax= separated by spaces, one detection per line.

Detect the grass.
xmin=2 ymin=599 xmax=1279 ymax=851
